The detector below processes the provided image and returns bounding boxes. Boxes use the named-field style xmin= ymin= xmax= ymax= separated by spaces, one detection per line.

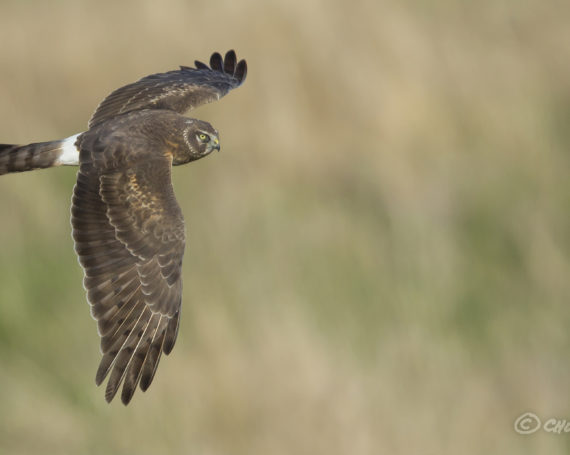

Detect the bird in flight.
xmin=0 ymin=50 xmax=247 ymax=404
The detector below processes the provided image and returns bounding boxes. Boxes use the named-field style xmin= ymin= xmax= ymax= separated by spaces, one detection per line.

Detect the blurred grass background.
xmin=0 ymin=0 xmax=569 ymax=453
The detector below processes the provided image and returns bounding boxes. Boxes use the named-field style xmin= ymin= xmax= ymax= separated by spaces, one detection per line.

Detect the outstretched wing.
xmin=71 ymin=149 xmax=185 ymax=405
xmin=89 ymin=50 xmax=247 ymax=128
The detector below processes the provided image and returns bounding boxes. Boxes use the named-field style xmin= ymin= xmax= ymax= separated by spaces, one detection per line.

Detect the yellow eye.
xmin=198 ymin=133 xmax=209 ymax=142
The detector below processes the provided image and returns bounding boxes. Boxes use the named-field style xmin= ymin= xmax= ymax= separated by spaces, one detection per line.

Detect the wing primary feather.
xmin=120 ymin=313 xmax=161 ymax=405
xmin=104 ymin=307 xmax=153 ymax=403
xmin=99 ymin=299 xmax=145 ymax=354
xmin=163 ymin=310 xmax=181 ymax=355
xmin=139 ymin=324 xmax=167 ymax=391
xmin=235 ymin=60 xmax=247 ymax=83
xmin=209 ymin=52 xmax=223 ymax=72
xmin=95 ymin=300 xmax=146 ymax=385
xmin=194 ymin=60 xmax=209 ymax=70
xmin=223 ymin=50 xmax=237 ymax=75
xmin=90 ymin=274 xmax=140 ymax=322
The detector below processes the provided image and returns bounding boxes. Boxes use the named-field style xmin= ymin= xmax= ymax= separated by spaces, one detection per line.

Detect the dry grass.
xmin=0 ymin=0 xmax=569 ymax=453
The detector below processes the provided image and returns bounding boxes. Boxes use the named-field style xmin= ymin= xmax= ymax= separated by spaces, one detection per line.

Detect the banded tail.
xmin=0 ymin=133 xmax=81 ymax=176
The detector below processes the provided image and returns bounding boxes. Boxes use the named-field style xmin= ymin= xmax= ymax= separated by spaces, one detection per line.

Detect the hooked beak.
xmin=212 ymin=137 xmax=220 ymax=152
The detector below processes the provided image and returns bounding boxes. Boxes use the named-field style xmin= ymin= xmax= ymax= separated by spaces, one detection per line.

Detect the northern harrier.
xmin=0 ymin=50 xmax=247 ymax=404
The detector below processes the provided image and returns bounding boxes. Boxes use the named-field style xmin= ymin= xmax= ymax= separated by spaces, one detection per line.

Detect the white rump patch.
xmin=57 ymin=133 xmax=81 ymax=165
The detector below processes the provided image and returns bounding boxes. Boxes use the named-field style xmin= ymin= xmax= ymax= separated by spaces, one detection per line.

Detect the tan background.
xmin=0 ymin=0 xmax=569 ymax=453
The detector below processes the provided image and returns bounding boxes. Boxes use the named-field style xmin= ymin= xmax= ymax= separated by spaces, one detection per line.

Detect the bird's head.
xmin=183 ymin=119 xmax=220 ymax=161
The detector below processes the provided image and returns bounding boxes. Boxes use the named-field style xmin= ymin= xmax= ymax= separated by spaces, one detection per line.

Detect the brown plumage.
xmin=0 ymin=50 xmax=247 ymax=404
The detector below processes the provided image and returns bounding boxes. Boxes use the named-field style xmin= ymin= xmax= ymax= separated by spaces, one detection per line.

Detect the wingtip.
xmin=121 ymin=385 xmax=136 ymax=405
xmin=235 ymin=59 xmax=247 ymax=83
xmin=193 ymin=60 xmax=209 ymax=70
xmin=95 ymin=364 xmax=107 ymax=387
xmin=105 ymin=384 xmax=117 ymax=403
xmin=223 ymin=50 xmax=237 ymax=74
xmin=210 ymin=52 xmax=224 ymax=71
xmin=192 ymin=50 xmax=247 ymax=84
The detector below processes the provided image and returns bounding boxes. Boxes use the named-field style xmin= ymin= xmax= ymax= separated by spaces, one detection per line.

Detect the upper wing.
xmin=71 ymin=151 xmax=185 ymax=405
xmin=89 ymin=50 xmax=247 ymax=128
